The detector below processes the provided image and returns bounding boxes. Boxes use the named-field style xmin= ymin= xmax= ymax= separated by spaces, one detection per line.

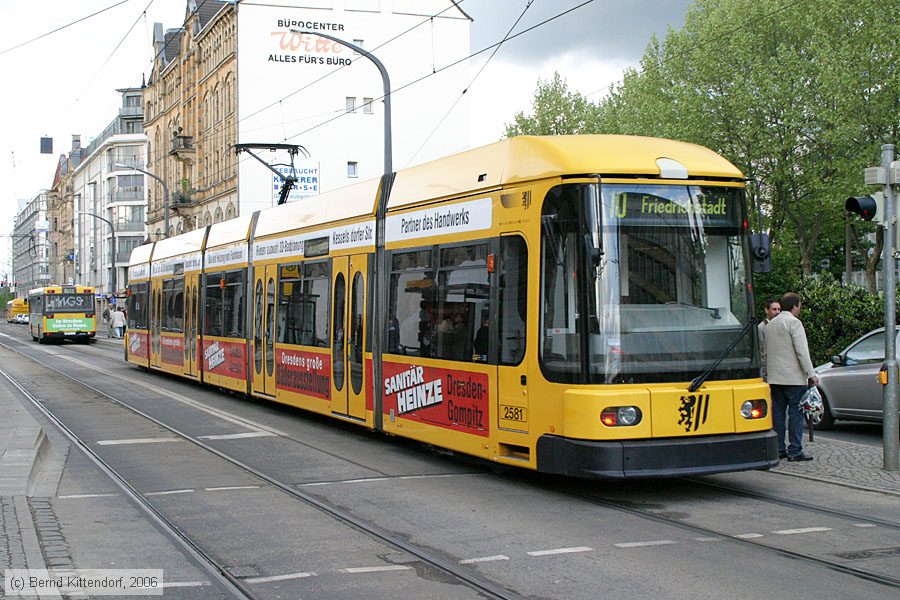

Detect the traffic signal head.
xmin=846 ymin=194 xmax=884 ymax=222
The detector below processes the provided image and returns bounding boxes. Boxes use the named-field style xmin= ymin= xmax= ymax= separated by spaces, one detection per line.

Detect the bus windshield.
xmin=43 ymin=293 xmax=95 ymax=314
xmin=540 ymin=182 xmax=756 ymax=384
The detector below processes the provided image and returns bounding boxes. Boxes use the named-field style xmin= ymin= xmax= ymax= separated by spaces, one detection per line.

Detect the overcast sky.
xmin=0 ymin=0 xmax=691 ymax=276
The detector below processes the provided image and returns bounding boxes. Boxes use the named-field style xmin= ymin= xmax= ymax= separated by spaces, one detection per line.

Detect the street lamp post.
xmin=115 ymin=163 xmax=170 ymax=239
xmin=77 ymin=211 xmax=116 ymax=298
xmin=288 ymin=30 xmax=392 ymax=174
xmin=289 ymin=30 xmax=394 ymax=430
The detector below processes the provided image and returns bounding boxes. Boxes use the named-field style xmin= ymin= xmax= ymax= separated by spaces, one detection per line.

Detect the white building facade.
xmin=11 ymin=192 xmax=51 ymax=297
xmin=72 ymin=89 xmax=147 ymax=298
xmin=235 ymin=0 xmax=471 ymax=214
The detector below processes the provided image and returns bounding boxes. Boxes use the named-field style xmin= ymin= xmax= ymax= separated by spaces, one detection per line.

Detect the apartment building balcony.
xmin=106 ymin=188 xmax=145 ymax=204
xmin=170 ymin=135 xmax=195 ymax=163
xmin=119 ymin=106 xmax=143 ymax=118
xmin=114 ymin=220 xmax=145 ymax=233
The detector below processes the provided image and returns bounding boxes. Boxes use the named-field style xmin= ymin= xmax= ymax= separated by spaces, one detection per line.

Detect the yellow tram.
xmin=126 ymin=135 xmax=778 ymax=478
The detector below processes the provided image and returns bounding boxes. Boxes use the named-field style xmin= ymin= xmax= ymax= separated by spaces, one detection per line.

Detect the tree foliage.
xmin=504 ymin=73 xmax=596 ymax=137
xmin=507 ymin=0 xmax=899 ymax=288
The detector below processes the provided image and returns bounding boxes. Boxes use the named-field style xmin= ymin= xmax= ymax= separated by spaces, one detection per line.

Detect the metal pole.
xmin=288 ymin=29 xmax=394 ymax=429
xmin=289 ymin=30 xmax=392 ymax=174
xmin=882 ymin=143 xmax=898 ymax=471
xmin=77 ymin=212 xmax=116 ymax=297
xmin=116 ymin=164 xmax=170 ymax=239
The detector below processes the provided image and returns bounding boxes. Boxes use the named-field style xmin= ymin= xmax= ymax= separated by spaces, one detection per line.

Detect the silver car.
xmin=814 ymin=326 xmax=900 ymax=429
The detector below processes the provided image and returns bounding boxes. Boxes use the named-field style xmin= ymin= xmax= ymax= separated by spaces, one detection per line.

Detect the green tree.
xmin=592 ymin=0 xmax=898 ymax=283
xmin=504 ymin=72 xmax=597 ymax=136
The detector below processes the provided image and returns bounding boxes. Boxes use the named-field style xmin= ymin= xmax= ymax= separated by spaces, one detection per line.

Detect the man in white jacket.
xmin=110 ymin=308 xmax=127 ymax=339
xmin=764 ymin=292 xmax=818 ymax=461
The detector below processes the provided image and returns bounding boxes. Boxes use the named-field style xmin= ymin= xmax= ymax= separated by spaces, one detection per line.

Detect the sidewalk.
xmin=770 ymin=432 xmax=900 ymax=495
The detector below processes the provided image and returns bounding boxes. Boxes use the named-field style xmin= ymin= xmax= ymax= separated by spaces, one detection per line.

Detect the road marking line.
xmin=459 ymin=555 xmax=509 ymax=564
xmin=97 ymin=437 xmax=181 ymax=445
xmin=204 ymin=485 xmax=261 ymax=492
xmin=772 ymin=527 xmax=832 ymax=535
xmin=244 ymin=572 xmax=317 ymax=583
xmin=198 ymin=432 xmax=276 ymax=440
xmin=734 ymin=533 xmax=764 ymax=539
xmin=145 ymin=489 xmax=195 ymax=496
xmin=343 ymin=565 xmax=412 ymax=573
xmin=301 ymin=477 xmax=390 ymax=487
xmin=527 ymin=546 xmax=593 ymax=556
xmin=52 ymin=353 xmax=287 ymax=436
xmin=614 ymin=540 xmax=677 ymax=548
xmin=693 ymin=537 xmax=722 ymax=542
xmin=57 ymin=493 xmax=118 ymax=499
xmin=853 ymin=523 xmax=877 ymax=528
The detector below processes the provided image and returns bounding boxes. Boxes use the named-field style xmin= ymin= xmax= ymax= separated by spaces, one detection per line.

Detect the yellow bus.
xmin=28 ymin=285 xmax=96 ymax=343
xmin=126 ymin=135 xmax=778 ymax=478
xmin=6 ymin=298 xmax=28 ymax=322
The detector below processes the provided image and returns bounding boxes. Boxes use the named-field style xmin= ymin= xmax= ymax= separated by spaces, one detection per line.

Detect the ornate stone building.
xmin=46 ymin=137 xmax=83 ymax=286
xmin=144 ymin=0 xmax=237 ymax=240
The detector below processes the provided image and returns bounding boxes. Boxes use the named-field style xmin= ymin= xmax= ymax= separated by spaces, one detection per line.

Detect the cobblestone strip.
xmin=1 ymin=496 xmax=29 ymax=588
xmin=28 ymin=498 xmax=75 ymax=570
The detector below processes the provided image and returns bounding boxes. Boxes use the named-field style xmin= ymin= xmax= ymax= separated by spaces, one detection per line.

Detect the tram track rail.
xmin=511 ymin=476 xmax=900 ymax=591
xmin=681 ymin=477 xmax=900 ymax=531
xmin=0 ymin=335 xmax=524 ymax=600
xmin=0 ymin=365 xmax=254 ymax=600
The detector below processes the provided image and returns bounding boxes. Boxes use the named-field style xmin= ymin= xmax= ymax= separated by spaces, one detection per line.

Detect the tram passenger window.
xmin=277 ymin=261 xmax=330 ymax=347
xmin=127 ymin=283 xmax=149 ymax=330
xmin=387 ymin=249 xmax=433 ymax=356
xmin=171 ymin=278 xmax=185 ymax=333
xmin=204 ymin=275 xmax=223 ymax=337
xmin=432 ymin=244 xmax=489 ymax=362
xmin=304 ymin=261 xmax=330 ymax=347
xmin=277 ymin=264 xmax=302 ymax=345
xmin=499 ymin=237 xmax=527 ymax=365
xmin=222 ymin=271 xmax=245 ymax=337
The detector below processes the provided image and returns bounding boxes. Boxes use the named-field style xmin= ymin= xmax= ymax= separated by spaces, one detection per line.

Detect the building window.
xmin=345 ymin=97 xmax=357 ymax=113
xmin=347 ymin=161 xmax=358 ymax=178
xmin=363 ymin=98 xmax=373 ymax=114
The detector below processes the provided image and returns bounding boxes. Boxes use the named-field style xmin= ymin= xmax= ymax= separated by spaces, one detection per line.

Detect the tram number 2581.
xmin=501 ymin=405 xmax=527 ymax=422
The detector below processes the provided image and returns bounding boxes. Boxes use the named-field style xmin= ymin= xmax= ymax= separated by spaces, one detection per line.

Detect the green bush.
xmin=755 ymin=273 xmax=890 ymax=365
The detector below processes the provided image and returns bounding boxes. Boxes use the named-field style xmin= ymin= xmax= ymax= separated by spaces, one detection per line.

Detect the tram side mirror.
xmin=750 ymin=233 xmax=772 ymax=273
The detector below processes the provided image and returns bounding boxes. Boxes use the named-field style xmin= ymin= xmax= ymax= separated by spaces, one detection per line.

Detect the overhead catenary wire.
xmin=155 ymin=0 xmax=597 ymax=185
xmin=148 ymin=0 xmax=594 ymax=192
xmin=405 ymin=0 xmax=536 ymax=167
xmin=0 ymin=0 xmax=131 ymax=57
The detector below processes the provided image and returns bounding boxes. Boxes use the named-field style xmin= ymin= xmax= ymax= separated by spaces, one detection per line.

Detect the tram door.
xmin=150 ymin=279 xmax=162 ymax=369
xmin=331 ymin=254 xmax=368 ymax=420
xmin=183 ymin=274 xmax=200 ymax=378
xmin=251 ymin=264 xmax=278 ymax=397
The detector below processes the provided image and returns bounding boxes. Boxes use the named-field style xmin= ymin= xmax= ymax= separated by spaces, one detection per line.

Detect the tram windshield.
xmin=540 ymin=182 xmax=756 ymax=384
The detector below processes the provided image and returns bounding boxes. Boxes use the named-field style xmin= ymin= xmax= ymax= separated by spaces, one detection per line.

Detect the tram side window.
xmin=499 ymin=236 xmax=527 ymax=365
xmin=204 ymin=275 xmax=224 ymax=337
xmin=162 ymin=278 xmax=185 ymax=333
xmin=127 ymin=283 xmax=149 ymax=330
xmin=387 ymin=249 xmax=433 ymax=356
xmin=277 ymin=261 xmax=330 ymax=347
xmin=222 ymin=271 xmax=245 ymax=337
xmin=387 ymin=244 xmax=490 ymax=362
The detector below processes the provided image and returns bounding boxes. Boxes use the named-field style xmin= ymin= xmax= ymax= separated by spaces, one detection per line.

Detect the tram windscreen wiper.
xmin=688 ymin=319 xmax=755 ymax=392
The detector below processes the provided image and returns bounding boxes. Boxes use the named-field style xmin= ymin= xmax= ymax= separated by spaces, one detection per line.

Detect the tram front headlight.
xmin=740 ymin=399 xmax=767 ymax=419
xmin=600 ymin=406 xmax=642 ymax=427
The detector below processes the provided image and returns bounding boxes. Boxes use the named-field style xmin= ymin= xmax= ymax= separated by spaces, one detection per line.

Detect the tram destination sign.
xmin=611 ymin=189 xmax=740 ymax=229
